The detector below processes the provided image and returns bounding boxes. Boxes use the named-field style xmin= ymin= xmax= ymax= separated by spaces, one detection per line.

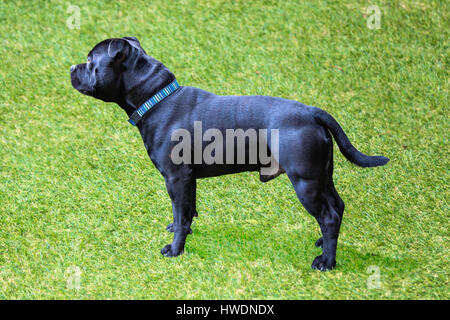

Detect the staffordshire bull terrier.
xmin=70 ymin=37 xmax=389 ymax=271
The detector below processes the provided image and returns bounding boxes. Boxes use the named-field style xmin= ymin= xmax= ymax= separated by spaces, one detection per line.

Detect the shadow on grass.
xmin=187 ymin=220 xmax=321 ymax=269
xmin=183 ymin=220 xmax=420 ymax=276
xmin=337 ymin=244 xmax=420 ymax=274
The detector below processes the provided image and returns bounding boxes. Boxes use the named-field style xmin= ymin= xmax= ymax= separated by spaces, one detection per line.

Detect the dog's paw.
xmin=166 ymin=223 xmax=192 ymax=234
xmin=315 ymin=237 xmax=323 ymax=248
xmin=311 ymin=255 xmax=336 ymax=272
xmin=160 ymin=244 xmax=184 ymax=257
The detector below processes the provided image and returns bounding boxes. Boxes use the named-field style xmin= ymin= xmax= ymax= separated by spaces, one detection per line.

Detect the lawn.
xmin=0 ymin=0 xmax=448 ymax=299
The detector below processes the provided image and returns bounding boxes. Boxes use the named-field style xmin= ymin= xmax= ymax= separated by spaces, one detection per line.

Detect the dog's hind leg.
xmin=282 ymin=126 xmax=341 ymax=271
xmin=288 ymin=174 xmax=341 ymax=271
xmin=314 ymin=181 xmax=344 ymax=249
xmin=315 ymin=140 xmax=345 ymax=249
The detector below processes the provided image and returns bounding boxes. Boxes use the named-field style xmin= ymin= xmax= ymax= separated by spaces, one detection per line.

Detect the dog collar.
xmin=128 ymin=79 xmax=180 ymax=126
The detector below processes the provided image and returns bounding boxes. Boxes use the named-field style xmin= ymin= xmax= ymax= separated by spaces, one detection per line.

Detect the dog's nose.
xmin=70 ymin=65 xmax=76 ymax=72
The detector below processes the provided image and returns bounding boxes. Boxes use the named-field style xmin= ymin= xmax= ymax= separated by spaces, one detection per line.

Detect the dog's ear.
xmin=122 ymin=36 xmax=147 ymax=54
xmin=123 ymin=36 xmax=140 ymax=44
xmin=107 ymin=39 xmax=130 ymax=62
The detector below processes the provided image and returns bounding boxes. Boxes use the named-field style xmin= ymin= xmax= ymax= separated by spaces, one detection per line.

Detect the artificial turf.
xmin=0 ymin=0 xmax=448 ymax=299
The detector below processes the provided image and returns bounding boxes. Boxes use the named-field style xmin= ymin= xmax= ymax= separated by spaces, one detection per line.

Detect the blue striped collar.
xmin=128 ymin=79 xmax=180 ymax=126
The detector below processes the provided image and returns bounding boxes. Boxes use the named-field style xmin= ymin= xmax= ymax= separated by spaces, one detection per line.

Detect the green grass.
xmin=0 ymin=0 xmax=448 ymax=299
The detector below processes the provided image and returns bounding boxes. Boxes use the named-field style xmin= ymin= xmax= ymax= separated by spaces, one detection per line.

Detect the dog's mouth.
xmin=75 ymin=86 xmax=93 ymax=97
xmin=70 ymin=65 xmax=94 ymax=96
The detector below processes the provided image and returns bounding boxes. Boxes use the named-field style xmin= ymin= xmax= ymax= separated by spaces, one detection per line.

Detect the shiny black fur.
xmin=71 ymin=37 xmax=389 ymax=271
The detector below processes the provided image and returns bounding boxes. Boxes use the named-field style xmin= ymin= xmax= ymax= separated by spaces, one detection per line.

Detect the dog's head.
xmin=70 ymin=37 xmax=174 ymax=106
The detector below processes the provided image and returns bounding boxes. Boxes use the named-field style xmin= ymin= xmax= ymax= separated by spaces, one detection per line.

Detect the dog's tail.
xmin=313 ymin=108 xmax=389 ymax=168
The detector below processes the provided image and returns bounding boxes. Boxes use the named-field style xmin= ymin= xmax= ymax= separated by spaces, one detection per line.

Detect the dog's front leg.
xmin=161 ymin=173 xmax=194 ymax=257
xmin=166 ymin=178 xmax=197 ymax=233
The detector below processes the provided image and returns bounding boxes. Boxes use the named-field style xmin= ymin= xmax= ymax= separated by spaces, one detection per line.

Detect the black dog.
xmin=71 ymin=37 xmax=389 ymax=271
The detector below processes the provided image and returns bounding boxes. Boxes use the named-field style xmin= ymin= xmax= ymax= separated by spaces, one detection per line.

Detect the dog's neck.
xmin=117 ymin=56 xmax=176 ymax=118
